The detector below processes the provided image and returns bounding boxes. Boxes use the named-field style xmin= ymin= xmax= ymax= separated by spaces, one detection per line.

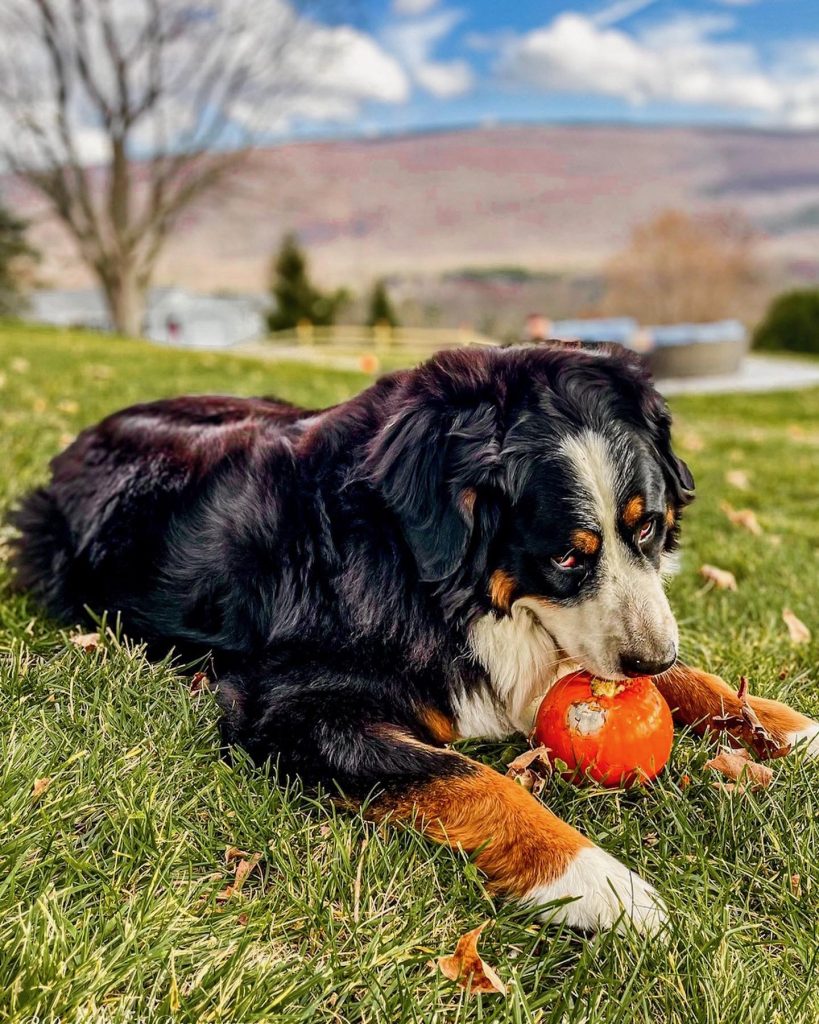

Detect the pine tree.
xmin=267 ymin=233 xmax=342 ymax=330
xmin=366 ymin=279 xmax=399 ymax=328
xmin=0 ymin=204 xmax=37 ymax=317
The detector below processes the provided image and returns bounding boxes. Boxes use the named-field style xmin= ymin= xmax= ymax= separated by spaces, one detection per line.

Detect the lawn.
xmin=1 ymin=322 xmax=818 ymax=1024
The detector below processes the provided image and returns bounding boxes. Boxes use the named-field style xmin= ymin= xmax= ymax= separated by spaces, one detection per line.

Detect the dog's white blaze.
xmin=522 ymin=846 xmax=667 ymax=935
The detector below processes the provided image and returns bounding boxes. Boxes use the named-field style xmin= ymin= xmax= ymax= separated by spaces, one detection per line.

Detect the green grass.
xmin=1 ymin=322 xmax=818 ymax=1024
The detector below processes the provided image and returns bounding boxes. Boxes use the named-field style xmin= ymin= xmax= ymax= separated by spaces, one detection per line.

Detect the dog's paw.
xmin=524 ymin=846 xmax=668 ymax=936
xmin=788 ymin=722 xmax=819 ymax=758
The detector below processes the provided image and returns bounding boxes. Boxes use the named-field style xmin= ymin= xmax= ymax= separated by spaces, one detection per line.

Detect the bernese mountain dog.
xmin=10 ymin=343 xmax=819 ymax=934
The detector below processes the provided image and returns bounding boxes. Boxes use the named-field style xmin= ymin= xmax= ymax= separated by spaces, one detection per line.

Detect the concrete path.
xmin=657 ymin=355 xmax=819 ymax=396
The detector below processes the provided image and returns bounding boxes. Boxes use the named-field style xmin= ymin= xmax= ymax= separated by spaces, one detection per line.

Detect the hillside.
xmin=6 ymin=123 xmax=819 ymax=293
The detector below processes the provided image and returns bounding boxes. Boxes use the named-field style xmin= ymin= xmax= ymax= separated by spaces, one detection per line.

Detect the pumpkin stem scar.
xmin=590 ymin=678 xmax=626 ymax=698
xmin=567 ymin=702 xmax=607 ymax=736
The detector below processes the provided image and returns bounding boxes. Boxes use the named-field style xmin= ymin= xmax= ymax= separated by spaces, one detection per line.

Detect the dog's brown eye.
xmin=552 ymin=550 xmax=579 ymax=570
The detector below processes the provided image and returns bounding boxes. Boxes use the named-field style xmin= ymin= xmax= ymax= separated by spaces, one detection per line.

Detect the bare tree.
xmin=602 ymin=208 xmax=763 ymax=325
xmin=0 ymin=1 xmax=334 ymax=335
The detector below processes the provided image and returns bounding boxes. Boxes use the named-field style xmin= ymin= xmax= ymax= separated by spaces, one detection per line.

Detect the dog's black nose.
xmin=619 ymin=649 xmax=676 ymax=678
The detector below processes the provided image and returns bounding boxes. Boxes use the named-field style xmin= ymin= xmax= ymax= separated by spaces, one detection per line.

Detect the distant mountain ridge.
xmin=6 ymin=123 xmax=819 ymax=294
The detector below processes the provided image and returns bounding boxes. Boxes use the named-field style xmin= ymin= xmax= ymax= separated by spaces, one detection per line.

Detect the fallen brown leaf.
xmin=680 ymin=430 xmax=705 ymax=452
xmin=506 ymin=746 xmax=552 ymax=796
xmin=782 ymin=608 xmax=811 ymax=645
xmin=69 ymin=631 xmax=100 ymax=652
xmin=699 ymin=564 xmax=737 ymax=591
xmin=705 ymin=747 xmax=773 ymax=791
xmin=190 ymin=672 xmax=210 ymax=694
xmin=216 ymin=851 xmax=262 ymax=902
xmin=436 ymin=922 xmax=507 ymax=997
xmin=790 ymin=874 xmax=802 ymax=898
xmin=711 ymin=677 xmax=791 ymax=759
xmin=725 ymin=469 xmax=750 ymax=491
xmin=720 ymin=502 xmax=763 ymax=536
xmin=31 ymin=777 xmax=52 ymax=800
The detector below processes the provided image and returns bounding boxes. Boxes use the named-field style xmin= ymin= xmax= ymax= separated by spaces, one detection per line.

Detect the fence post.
xmin=373 ymin=321 xmax=393 ymax=351
xmin=296 ymin=319 xmax=314 ymax=346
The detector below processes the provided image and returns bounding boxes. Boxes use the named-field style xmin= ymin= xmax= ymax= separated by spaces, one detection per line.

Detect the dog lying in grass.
xmin=11 ymin=344 xmax=819 ymax=934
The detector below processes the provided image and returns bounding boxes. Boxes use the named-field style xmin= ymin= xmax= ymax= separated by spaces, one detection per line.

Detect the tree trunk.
xmin=103 ymin=263 xmax=145 ymax=337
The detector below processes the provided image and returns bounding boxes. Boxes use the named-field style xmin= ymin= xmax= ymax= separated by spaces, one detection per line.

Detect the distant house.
xmin=28 ymin=287 xmax=267 ymax=349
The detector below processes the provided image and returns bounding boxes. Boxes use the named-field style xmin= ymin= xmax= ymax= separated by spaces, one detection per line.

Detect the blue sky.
xmin=283 ymin=0 xmax=819 ymax=137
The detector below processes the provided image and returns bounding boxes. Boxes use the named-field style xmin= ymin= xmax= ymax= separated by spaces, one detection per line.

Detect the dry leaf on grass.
xmin=436 ymin=921 xmax=507 ymax=997
xmin=69 ymin=631 xmax=100 ymax=652
xmin=782 ymin=609 xmax=811 ymax=645
xmin=31 ymin=777 xmax=52 ymax=800
xmin=725 ymin=469 xmax=750 ymax=490
xmin=699 ymin=564 xmax=737 ymax=591
xmin=216 ymin=851 xmax=262 ymax=902
xmin=705 ymin=747 xmax=773 ymax=791
xmin=680 ymin=430 xmax=705 ymax=453
xmin=190 ymin=671 xmax=210 ymax=694
xmin=711 ymin=677 xmax=791 ymax=759
xmin=505 ymin=746 xmax=552 ymax=796
xmin=790 ymin=874 xmax=802 ymax=898
xmin=720 ymin=502 xmax=763 ymax=536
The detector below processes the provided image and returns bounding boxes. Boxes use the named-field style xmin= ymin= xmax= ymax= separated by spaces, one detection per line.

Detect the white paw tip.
xmin=788 ymin=723 xmax=819 ymax=758
xmin=524 ymin=846 xmax=668 ymax=936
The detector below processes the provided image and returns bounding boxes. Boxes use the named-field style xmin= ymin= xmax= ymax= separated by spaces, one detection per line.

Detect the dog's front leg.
xmin=656 ymin=664 xmax=819 ymax=759
xmin=216 ymin=673 xmax=666 ymax=934
xmin=370 ymin=737 xmax=667 ymax=935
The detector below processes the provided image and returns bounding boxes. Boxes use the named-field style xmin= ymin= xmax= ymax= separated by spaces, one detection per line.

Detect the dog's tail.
xmin=7 ymin=486 xmax=79 ymax=620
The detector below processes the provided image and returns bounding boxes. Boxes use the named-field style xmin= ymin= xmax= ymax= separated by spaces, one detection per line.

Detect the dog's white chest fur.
xmin=456 ymin=608 xmax=576 ymax=739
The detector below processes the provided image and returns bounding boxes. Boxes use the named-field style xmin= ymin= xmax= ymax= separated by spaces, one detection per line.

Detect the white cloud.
xmin=502 ymin=11 xmax=819 ymax=126
xmin=384 ymin=7 xmax=474 ymax=99
xmin=392 ymin=0 xmax=440 ymax=15
xmin=592 ymin=0 xmax=659 ymax=29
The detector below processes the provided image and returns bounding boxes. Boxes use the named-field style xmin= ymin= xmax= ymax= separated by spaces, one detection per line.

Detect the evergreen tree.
xmin=267 ymin=233 xmax=342 ymax=330
xmin=0 ymin=204 xmax=37 ymax=317
xmin=367 ymin=278 xmax=399 ymax=328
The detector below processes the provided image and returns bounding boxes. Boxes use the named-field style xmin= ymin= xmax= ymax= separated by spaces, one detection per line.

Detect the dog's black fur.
xmin=10 ymin=345 xmax=693 ymax=800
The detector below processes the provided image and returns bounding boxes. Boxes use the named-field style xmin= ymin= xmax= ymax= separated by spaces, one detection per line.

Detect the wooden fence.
xmin=268 ymin=323 xmax=498 ymax=349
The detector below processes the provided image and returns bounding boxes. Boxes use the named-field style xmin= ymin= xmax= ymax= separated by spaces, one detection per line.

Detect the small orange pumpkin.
xmin=533 ymin=670 xmax=674 ymax=788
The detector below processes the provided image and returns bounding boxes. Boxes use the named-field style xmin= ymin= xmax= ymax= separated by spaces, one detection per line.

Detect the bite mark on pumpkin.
xmin=567 ymin=702 xmax=607 ymax=736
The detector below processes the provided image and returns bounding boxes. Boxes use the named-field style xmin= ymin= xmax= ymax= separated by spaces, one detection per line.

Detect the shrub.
xmin=753 ymin=289 xmax=819 ymax=354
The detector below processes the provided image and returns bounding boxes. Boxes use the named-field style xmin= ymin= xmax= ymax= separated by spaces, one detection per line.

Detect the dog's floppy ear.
xmin=640 ymin=388 xmax=695 ymax=507
xmin=365 ymin=399 xmax=502 ymax=582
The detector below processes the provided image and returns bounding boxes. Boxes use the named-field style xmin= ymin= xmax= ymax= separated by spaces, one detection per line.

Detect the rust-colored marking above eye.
xmin=665 ymin=505 xmax=676 ymax=529
xmin=622 ymin=495 xmax=646 ymax=528
xmin=489 ymin=569 xmax=516 ymax=612
xmin=570 ymin=528 xmax=601 ymax=555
